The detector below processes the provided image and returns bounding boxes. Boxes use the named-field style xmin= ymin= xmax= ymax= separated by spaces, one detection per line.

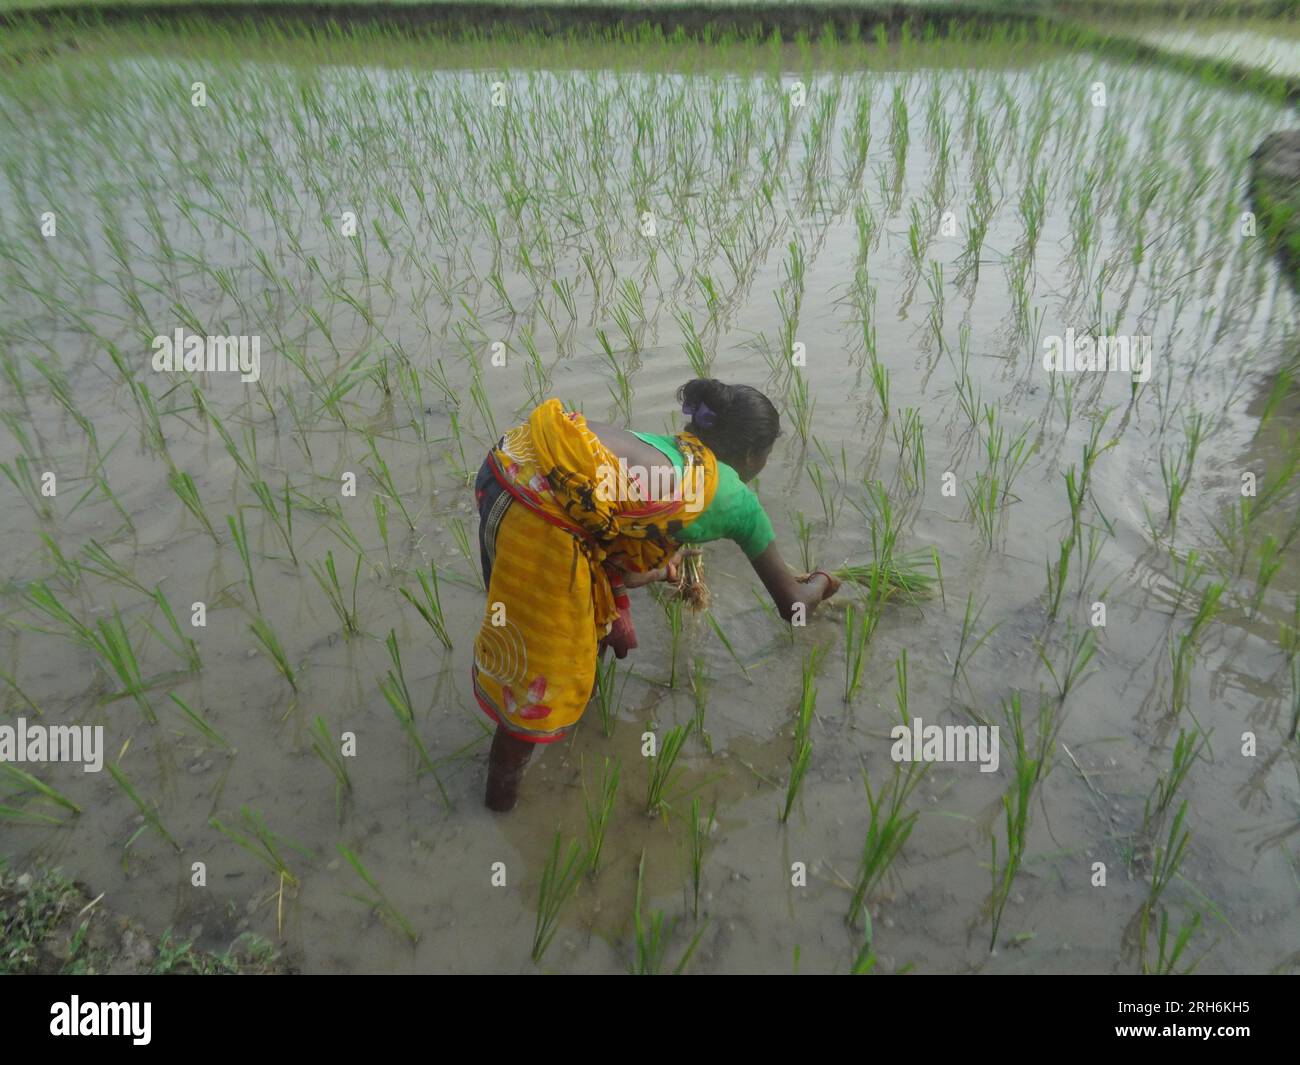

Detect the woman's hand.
xmin=798 ymin=570 xmax=841 ymax=601
xmin=749 ymin=542 xmax=840 ymax=622
xmin=789 ymin=570 xmax=839 ymax=614
xmin=609 ymin=548 xmax=683 ymax=589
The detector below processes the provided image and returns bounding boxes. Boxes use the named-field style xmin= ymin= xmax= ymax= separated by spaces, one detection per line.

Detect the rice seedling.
xmin=0 ymin=764 xmax=80 ymax=825
xmin=1142 ymin=727 xmax=1208 ymax=840
xmin=169 ymin=693 xmax=232 ymax=754
xmin=1152 ymin=909 xmax=1205 ymax=975
xmin=22 ymin=580 xmax=96 ymax=650
xmin=846 ymin=758 xmax=927 ymax=929
xmin=1036 ymin=627 xmax=1097 ymax=705
xmin=892 ymin=408 xmax=926 ymax=493
xmin=532 ymin=831 xmax=587 ymax=964
xmin=310 ymin=715 xmax=353 ymax=823
xmin=449 ymin=517 xmax=482 ymax=590
xmin=310 ymin=550 xmax=362 ymax=637
xmin=1249 ymin=534 xmax=1287 ymax=617
xmin=833 ymin=551 xmax=938 ymax=606
xmin=364 ymin=432 xmax=416 ymax=531
xmin=645 ymin=721 xmax=692 ymax=817
xmin=593 ymin=651 xmax=623 ymax=738
xmin=227 ymin=511 xmax=259 ymax=610
xmin=1045 ymin=531 xmax=1074 ymax=622
xmin=147 ymin=585 xmax=202 ymax=674
xmin=400 ymin=561 xmax=453 ymax=650
xmin=250 ymin=478 xmax=297 ymax=565
xmin=0 ymin=456 xmax=53 ymax=523
xmin=689 ymin=654 xmax=712 ymax=753
xmin=782 ymin=645 xmax=823 ymax=823
xmin=1137 ymin=800 xmax=1193 ymax=974
xmin=686 ymin=796 xmax=716 ymax=920
xmin=108 ymin=762 xmax=180 ymax=854
xmin=378 ymin=630 xmax=449 ymax=807
xmin=210 ymin=806 xmax=302 ymax=932
xmin=79 ymin=540 xmax=152 ymax=597
xmin=249 ymin=616 xmax=297 ymax=694
xmin=805 ymin=464 xmax=837 ymax=528
xmin=631 ymin=850 xmax=707 ymax=975
xmin=867 ymin=352 xmax=891 ymax=421
xmin=205 ymin=406 xmax=255 ymax=481
xmin=792 ymin=511 xmax=815 ymax=573
xmin=986 ymin=693 xmax=1041 ymax=951
xmin=952 ymin=591 xmax=1001 ymax=680
xmin=1170 ymin=583 xmax=1223 ymax=717
xmin=37 ymin=532 xmax=80 ymax=589
xmin=0 ymin=668 xmax=42 ymax=718
xmin=703 ymin=611 xmax=751 ymax=679
xmin=842 ymin=602 xmax=877 ymax=704
xmin=337 ymin=845 xmax=419 ymax=944
xmin=168 ymin=469 xmax=218 ymax=541
xmin=844 ymin=652 xmax=926 ymax=923
xmin=850 ymin=908 xmax=879 ymax=974
xmin=1289 ymin=654 xmax=1300 ymax=745
xmin=92 ymin=608 xmax=155 ymax=723
xmin=582 ymin=755 xmax=620 ymax=876
xmin=664 ymin=595 xmax=684 ymax=688
xmin=788 ymin=368 xmax=815 ymax=445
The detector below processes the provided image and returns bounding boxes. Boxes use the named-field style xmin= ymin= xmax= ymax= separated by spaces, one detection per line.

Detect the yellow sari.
xmin=472 ymin=399 xmax=717 ymax=742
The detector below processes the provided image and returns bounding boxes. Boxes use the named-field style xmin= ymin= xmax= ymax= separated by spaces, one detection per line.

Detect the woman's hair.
xmin=677 ymin=379 xmax=781 ymax=467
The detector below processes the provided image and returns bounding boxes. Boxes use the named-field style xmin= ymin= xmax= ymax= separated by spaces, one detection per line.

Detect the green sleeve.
xmin=680 ymin=462 xmax=775 ymax=559
xmin=627 ymin=431 xmax=775 ymax=558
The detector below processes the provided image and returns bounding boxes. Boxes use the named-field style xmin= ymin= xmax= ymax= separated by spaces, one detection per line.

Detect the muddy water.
xmin=0 ymin=26 xmax=1297 ymax=973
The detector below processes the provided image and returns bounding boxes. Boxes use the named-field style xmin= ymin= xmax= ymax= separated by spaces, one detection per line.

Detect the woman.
xmin=472 ymin=378 xmax=840 ymax=811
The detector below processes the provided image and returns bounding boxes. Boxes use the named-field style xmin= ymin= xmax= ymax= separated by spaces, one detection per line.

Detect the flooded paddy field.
xmin=1121 ymin=16 xmax=1300 ymax=79
xmin=1 ymin=18 xmax=1297 ymax=973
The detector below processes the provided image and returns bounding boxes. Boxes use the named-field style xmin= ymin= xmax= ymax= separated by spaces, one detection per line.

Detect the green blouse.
xmin=630 ymin=431 xmax=775 ymax=559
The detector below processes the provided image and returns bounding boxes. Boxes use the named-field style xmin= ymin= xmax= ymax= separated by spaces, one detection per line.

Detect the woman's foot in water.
xmin=485 ymin=726 xmax=535 ymax=812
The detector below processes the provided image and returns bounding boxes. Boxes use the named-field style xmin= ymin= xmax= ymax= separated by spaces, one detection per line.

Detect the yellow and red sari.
xmin=471 ymin=399 xmax=717 ymax=743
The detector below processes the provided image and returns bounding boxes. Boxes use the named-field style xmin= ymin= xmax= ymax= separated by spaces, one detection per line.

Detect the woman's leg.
xmin=485 ymin=724 xmax=535 ymax=812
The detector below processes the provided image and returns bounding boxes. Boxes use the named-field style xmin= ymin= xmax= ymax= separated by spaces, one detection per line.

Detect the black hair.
xmin=676 ymin=379 xmax=781 ymax=468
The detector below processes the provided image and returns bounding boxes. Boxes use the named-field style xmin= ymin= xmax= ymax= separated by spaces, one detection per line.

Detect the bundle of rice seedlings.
xmin=830 ymin=549 xmax=938 ymax=603
xmin=673 ymin=548 xmax=710 ymax=611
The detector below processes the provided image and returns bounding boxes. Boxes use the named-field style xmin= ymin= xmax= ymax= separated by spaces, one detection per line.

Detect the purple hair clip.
xmin=682 ymin=401 xmax=717 ymax=429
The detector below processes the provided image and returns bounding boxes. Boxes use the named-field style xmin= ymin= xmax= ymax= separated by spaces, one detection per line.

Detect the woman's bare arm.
xmin=749 ymin=541 xmax=839 ymax=621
